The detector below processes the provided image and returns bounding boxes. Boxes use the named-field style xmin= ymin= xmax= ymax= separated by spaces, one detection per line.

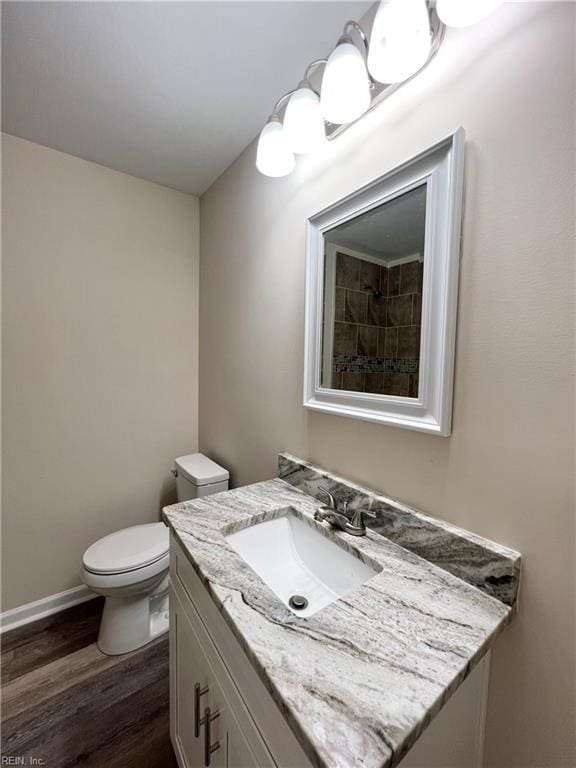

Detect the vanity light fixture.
xmin=320 ymin=23 xmax=371 ymax=125
xmin=436 ymin=0 xmax=503 ymax=28
xmin=255 ymin=0 xmax=503 ymax=178
xmin=367 ymin=0 xmax=431 ymax=84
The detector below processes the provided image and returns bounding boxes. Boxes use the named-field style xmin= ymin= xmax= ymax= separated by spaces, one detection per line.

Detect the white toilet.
xmin=82 ymin=453 xmax=229 ymax=655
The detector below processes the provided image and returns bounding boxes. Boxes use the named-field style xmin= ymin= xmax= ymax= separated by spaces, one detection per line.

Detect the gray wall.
xmin=198 ymin=4 xmax=575 ymax=767
xmin=2 ymin=134 xmax=200 ymax=610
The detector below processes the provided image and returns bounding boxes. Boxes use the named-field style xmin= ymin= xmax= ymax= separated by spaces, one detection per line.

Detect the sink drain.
xmin=288 ymin=594 xmax=309 ymax=611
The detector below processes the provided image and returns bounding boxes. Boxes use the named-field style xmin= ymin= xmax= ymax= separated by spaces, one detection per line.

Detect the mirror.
xmin=304 ymin=129 xmax=465 ymax=435
xmin=321 ymin=185 xmax=426 ymax=398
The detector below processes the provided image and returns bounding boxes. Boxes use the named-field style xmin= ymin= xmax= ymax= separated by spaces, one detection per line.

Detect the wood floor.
xmin=1 ymin=598 xmax=178 ymax=767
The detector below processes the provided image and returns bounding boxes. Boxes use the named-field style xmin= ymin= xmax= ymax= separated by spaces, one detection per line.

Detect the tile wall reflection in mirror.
xmin=321 ymin=185 xmax=426 ymax=398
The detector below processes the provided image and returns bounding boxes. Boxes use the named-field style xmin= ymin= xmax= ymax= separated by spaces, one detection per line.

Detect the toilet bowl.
xmin=82 ymin=453 xmax=229 ymax=655
xmin=81 ymin=523 xmax=170 ymax=655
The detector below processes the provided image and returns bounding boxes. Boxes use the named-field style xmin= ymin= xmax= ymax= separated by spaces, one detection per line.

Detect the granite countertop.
xmin=163 ymin=455 xmax=521 ymax=768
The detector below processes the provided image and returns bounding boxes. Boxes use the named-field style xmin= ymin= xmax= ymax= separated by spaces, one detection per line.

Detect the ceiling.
xmin=326 ymin=185 xmax=427 ymax=261
xmin=1 ymin=1 xmax=372 ymax=196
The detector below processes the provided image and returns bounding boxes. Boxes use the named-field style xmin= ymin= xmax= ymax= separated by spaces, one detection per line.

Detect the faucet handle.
xmin=349 ymin=507 xmax=376 ymax=530
xmin=318 ymin=486 xmax=351 ymax=518
xmin=318 ymin=485 xmax=337 ymax=510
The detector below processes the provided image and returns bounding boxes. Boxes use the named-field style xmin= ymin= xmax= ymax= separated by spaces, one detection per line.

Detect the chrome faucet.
xmin=313 ymin=486 xmax=375 ymax=537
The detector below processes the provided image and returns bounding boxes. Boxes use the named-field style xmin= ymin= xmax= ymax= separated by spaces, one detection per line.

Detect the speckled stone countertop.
xmin=163 ymin=459 xmax=520 ymax=768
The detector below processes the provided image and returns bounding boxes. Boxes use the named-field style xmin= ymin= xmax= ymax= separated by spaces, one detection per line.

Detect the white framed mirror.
xmin=304 ymin=128 xmax=465 ymax=436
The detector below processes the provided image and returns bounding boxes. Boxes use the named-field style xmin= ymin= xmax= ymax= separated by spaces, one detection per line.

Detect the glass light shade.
xmin=367 ymin=0 xmax=431 ymax=84
xmin=320 ymin=41 xmax=371 ymax=125
xmin=255 ymin=120 xmax=295 ymax=178
xmin=283 ymin=86 xmax=327 ymax=155
xmin=436 ymin=0 xmax=503 ymax=28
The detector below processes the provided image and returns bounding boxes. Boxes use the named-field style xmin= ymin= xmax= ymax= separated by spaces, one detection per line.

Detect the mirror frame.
xmin=303 ymin=128 xmax=465 ymax=436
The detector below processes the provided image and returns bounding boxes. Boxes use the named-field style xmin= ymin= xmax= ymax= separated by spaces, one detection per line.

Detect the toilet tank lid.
xmin=175 ymin=453 xmax=229 ymax=486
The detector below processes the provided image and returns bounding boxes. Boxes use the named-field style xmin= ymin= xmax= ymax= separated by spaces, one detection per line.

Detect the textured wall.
xmin=2 ymin=134 xmax=200 ymax=610
xmin=199 ymin=4 xmax=575 ymax=767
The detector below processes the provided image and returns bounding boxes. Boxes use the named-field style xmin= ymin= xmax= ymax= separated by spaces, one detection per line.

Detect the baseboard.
xmin=0 ymin=585 xmax=97 ymax=634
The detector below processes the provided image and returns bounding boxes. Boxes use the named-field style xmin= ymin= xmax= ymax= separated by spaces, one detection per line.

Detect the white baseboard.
xmin=0 ymin=585 xmax=97 ymax=634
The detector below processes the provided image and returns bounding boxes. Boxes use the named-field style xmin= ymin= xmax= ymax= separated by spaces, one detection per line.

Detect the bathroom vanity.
xmin=164 ymin=454 xmax=520 ymax=768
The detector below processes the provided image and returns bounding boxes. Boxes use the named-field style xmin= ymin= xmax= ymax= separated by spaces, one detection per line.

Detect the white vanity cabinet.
xmin=170 ymin=534 xmax=489 ymax=768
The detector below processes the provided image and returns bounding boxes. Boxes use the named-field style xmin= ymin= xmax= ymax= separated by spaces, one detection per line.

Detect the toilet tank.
xmin=174 ymin=453 xmax=229 ymax=501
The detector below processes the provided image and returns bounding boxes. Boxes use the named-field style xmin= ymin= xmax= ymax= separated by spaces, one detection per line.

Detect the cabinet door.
xmin=171 ymin=591 xmax=210 ymax=768
xmin=225 ymin=708 xmax=263 ymax=768
xmin=170 ymin=590 xmax=264 ymax=768
xmin=200 ymin=693 xmax=262 ymax=768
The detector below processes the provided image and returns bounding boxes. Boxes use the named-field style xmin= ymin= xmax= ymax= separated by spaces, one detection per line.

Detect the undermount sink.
xmin=224 ymin=507 xmax=380 ymax=617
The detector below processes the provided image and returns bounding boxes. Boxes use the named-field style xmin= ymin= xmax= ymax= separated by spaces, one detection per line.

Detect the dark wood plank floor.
xmin=1 ymin=598 xmax=178 ymax=768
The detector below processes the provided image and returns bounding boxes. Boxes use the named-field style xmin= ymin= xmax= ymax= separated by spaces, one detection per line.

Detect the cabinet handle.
xmin=201 ymin=706 xmax=220 ymax=767
xmin=194 ymin=683 xmax=209 ymax=737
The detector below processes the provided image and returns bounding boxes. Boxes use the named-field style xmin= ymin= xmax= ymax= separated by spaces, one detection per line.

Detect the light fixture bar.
xmin=256 ymin=1 xmax=447 ymax=178
xmin=262 ymin=3 xmax=443 ymax=137
xmin=270 ymin=90 xmax=295 ymax=119
xmin=343 ymin=20 xmax=369 ymax=53
xmin=303 ymin=59 xmax=328 ymax=85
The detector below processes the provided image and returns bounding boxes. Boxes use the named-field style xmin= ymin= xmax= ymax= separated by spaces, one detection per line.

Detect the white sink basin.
xmin=224 ymin=507 xmax=380 ymax=617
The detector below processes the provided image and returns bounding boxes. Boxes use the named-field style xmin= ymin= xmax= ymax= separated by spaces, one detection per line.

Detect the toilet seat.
xmin=82 ymin=552 xmax=169 ymax=591
xmin=83 ymin=522 xmax=169 ymax=575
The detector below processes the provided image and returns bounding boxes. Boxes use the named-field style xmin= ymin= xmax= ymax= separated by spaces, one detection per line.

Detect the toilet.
xmin=81 ymin=453 xmax=229 ymax=655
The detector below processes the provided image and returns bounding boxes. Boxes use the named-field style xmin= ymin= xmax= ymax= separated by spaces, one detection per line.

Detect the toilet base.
xmin=97 ymin=582 xmax=169 ymax=656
